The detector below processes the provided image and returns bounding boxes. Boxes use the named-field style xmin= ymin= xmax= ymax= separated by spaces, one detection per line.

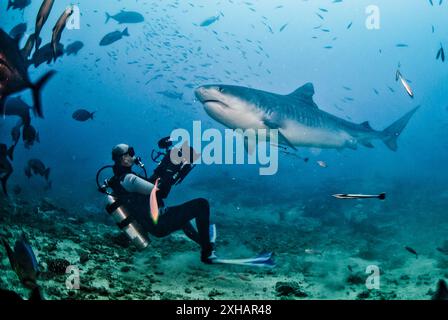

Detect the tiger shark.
xmin=195 ymin=83 xmax=419 ymax=151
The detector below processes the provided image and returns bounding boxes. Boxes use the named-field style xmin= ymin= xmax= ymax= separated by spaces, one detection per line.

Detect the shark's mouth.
xmin=203 ymin=100 xmax=229 ymax=109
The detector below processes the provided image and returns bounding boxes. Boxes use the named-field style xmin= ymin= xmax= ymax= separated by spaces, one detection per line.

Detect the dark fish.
xmin=396 ymin=43 xmax=409 ymax=48
xmin=432 ymin=280 xmax=448 ymax=300
xmin=51 ymin=7 xmax=74 ymax=61
xmin=333 ymin=193 xmax=386 ymax=200
xmin=100 ymin=28 xmax=130 ymax=46
xmin=0 ymin=143 xmax=14 ymax=195
xmin=7 ymin=0 xmax=31 ymax=11
xmin=347 ymin=22 xmax=353 ymax=29
xmin=3 ymin=96 xmax=32 ymax=125
xmin=72 ymin=109 xmax=95 ymax=121
xmin=2 ymin=233 xmax=39 ymax=288
xmin=436 ymin=247 xmax=448 ymax=255
xmin=22 ymin=124 xmax=40 ymax=149
xmin=200 ymin=13 xmax=223 ymax=27
xmin=9 ymin=23 xmax=27 ymax=41
xmin=436 ymin=45 xmax=445 ymax=62
xmin=25 ymin=158 xmax=50 ymax=180
xmin=105 ymin=10 xmax=144 ymax=24
xmin=34 ymin=0 xmax=55 ymax=50
xmin=347 ymin=265 xmax=353 ymax=272
xmin=157 ymin=90 xmax=183 ymax=100
xmin=0 ymin=29 xmax=55 ymax=118
xmin=11 ymin=119 xmax=22 ymax=146
xmin=21 ymin=33 xmax=39 ymax=58
xmin=65 ymin=41 xmax=84 ymax=55
xmin=404 ymin=246 xmax=418 ymax=258
xmin=30 ymin=42 xmax=64 ymax=68
xmin=279 ymin=23 xmax=288 ymax=32
xmin=429 ymin=0 xmax=433 ymax=5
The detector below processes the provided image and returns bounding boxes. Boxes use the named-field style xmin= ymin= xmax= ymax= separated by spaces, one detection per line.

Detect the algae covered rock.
xmin=47 ymin=258 xmax=71 ymax=275
xmin=275 ymin=281 xmax=308 ymax=298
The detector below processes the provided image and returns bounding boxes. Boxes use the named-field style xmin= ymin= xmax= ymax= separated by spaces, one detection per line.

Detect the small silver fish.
xmin=333 ymin=193 xmax=386 ymax=200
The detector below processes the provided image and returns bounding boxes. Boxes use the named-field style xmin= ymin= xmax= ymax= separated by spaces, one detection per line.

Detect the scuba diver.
xmin=98 ymin=141 xmax=217 ymax=264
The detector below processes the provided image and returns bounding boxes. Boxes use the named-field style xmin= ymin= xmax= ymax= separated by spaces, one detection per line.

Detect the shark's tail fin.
xmin=31 ymin=71 xmax=56 ymax=118
xmin=381 ymin=106 xmax=420 ymax=151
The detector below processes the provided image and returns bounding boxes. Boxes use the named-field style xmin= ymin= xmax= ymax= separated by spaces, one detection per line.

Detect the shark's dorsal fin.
xmin=360 ymin=121 xmax=373 ymax=130
xmin=288 ymin=83 xmax=318 ymax=108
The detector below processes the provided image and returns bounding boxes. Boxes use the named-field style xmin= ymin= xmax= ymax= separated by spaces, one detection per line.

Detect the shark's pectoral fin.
xmin=278 ymin=130 xmax=297 ymax=151
xmin=262 ymin=118 xmax=297 ymax=151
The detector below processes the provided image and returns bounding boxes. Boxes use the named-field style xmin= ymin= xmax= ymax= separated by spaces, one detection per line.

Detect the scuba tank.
xmin=97 ymin=164 xmax=150 ymax=251
xmin=105 ymin=195 xmax=150 ymax=251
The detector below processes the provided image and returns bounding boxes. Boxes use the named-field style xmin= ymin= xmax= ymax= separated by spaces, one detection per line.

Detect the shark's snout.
xmin=195 ymin=85 xmax=221 ymax=104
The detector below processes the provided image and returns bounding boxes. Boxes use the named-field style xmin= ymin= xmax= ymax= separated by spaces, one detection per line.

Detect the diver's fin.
xmin=31 ymin=71 xmax=56 ymax=118
xmin=212 ymin=252 xmax=275 ymax=267
xmin=1 ymin=238 xmax=16 ymax=271
xmin=381 ymin=106 xmax=420 ymax=151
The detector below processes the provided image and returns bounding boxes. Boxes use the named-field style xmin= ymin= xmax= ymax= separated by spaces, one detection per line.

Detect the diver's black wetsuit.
xmin=109 ymin=165 xmax=213 ymax=256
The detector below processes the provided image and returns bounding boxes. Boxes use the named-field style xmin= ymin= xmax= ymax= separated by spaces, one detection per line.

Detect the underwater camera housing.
xmin=149 ymin=137 xmax=196 ymax=197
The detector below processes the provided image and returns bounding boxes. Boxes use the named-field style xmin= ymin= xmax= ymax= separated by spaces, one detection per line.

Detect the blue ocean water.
xmin=1 ymin=0 xmax=448 ymax=300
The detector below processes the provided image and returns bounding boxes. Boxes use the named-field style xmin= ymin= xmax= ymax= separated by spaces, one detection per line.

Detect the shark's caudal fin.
xmin=31 ymin=71 xmax=56 ymax=118
xmin=381 ymin=106 xmax=420 ymax=151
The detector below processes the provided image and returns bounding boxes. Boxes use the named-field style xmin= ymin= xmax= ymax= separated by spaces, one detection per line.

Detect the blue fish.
xmin=200 ymin=12 xmax=223 ymax=27
xmin=2 ymin=233 xmax=40 ymax=288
